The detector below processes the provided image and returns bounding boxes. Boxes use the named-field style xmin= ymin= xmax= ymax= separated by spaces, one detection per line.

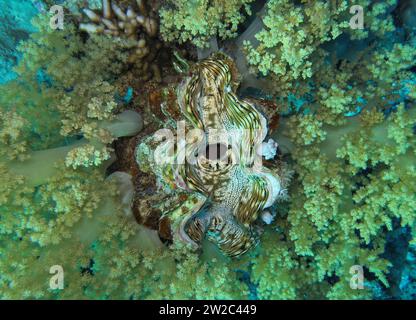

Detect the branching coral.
xmin=160 ymin=0 xmax=254 ymax=48
xmin=0 ymin=0 xmax=37 ymax=83
xmin=1 ymin=0 xmax=416 ymax=300
xmin=0 ymin=5 xmax=147 ymax=299
xmin=0 ymin=12 xmax=135 ymax=150
xmin=262 ymin=0 xmax=416 ymax=298
xmin=78 ymin=0 xmax=162 ymax=81
xmin=0 ymin=106 xmax=143 ymax=250
xmin=1 ymin=2 xmax=253 ymax=300
xmin=242 ymin=0 xmax=350 ymax=94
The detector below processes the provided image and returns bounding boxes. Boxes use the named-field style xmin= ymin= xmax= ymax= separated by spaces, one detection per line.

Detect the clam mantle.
xmin=135 ymin=53 xmax=291 ymax=257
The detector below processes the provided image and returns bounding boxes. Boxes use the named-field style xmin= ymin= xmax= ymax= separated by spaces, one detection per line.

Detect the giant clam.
xmin=79 ymin=0 xmax=162 ymax=81
xmin=135 ymin=53 xmax=290 ymax=257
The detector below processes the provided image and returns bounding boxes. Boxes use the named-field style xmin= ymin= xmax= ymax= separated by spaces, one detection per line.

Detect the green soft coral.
xmin=1 ymin=8 xmax=251 ymax=300
xmin=2 ymin=0 xmax=416 ymax=300
xmin=160 ymin=0 xmax=254 ymax=47
xmin=0 ymin=14 xmax=132 ymax=150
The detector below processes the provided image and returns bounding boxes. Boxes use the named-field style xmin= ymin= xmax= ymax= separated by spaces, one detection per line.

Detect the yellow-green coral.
xmin=1 ymin=0 xmax=416 ymax=300
xmin=160 ymin=0 xmax=254 ymax=47
xmin=243 ymin=0 xmax=349 ymax=93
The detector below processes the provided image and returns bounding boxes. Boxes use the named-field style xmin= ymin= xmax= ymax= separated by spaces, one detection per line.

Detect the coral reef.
xmin=78 ymin=0 xmax=163 ymax=81
xmin=0 ymin=0 xmax=415 ymax=300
